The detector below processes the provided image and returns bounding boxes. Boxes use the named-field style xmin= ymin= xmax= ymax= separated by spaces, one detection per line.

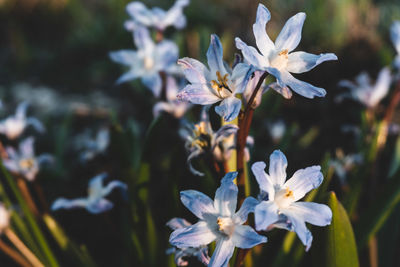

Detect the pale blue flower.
xmin=235 ymin=4 xmax=337 ymax=99
xmin=251 ymin=150 xmax=332 ymax=251
xmin=329 ymin=149 xmax=362 ymax=184
xmin=51 ymin=173 xmax=127 ymax=214
xmin=125 ymin=0 xmax=189 ymax=32
xmin=337 ymin=67 xmax=392 ymax=108
xmin=391 ymin=21 xmax=400 ymax=69
xmin=153 ymin=76 xmax=191 ymax=118
xmin=110 ymin=26 xmax=179 ymax=96
xmin=3 ymin=137 xmax=53 ymax=182
xmin=0 ymin=102 xmax=44 ymax=140
xmin=179 ymin=108 xmax=238 ymax=176
xmin=177 ymin=34 xmax=254 ymax=122
xmin=267 ymin=120 xmax=286 ymax=143
xmin=169 ymin=172 xmax=267 ymax=267
xmin=166 ymin=218 xmax=210 ymax=266
xmin=75 ymin=128 xmax=110 ymax=161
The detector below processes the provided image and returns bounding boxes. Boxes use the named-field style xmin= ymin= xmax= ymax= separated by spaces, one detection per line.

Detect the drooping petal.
xmin=268 ymin=82 xmax=293 ymax=99
xmin=254 ymin=201 xmax=279 ymax=231
xmin=178 ymin=58 xmax=210 ymax=84
xmin=251 ymin=162 xmax=274 ymax=200
xmin=253 ymin=3 xmax=275 ymax=58
xmin=126 ymin=2 xmax=153 ymax=26
xmin=214 ymin=172 xmax=238 ymax=217
xmin=37 ymin=154 xmax=54 ymax=165
xmin=157 ymin=40 xmax=179 ymax=70
xmin=26 ymin=117 xmax=45 ymax=133
xmin=274 ymin=12 xmax=306 ymax=52
xmin=284 ymin=210 xmax=313 ymax=251
xmin=177 ymin=84 xmax=220 ymax=105
xmin=101 ymin=180 xmax=128 ymax=197
xmin=232 ymin=225 xmax=268 ymax=248
xmin=51 ymin=198 xmax=89 ymax=211
xmin=268 ymin=67 xmax=326 ymax=98
xmin=3 ymin=160 xmax=19 ymax=173
xmin=207 ymin=34 xmax=227 ymax=75
xmin=268 ymin=150 xmax=288 ymax=186
xmin=133 ymin=26 xmax=153 ymax=50
xmin=166 ymin=218 xmax=192 ymax=230
xmin=243 ymin=70 xmax=268 ymax=108
xmin=213 ymin=124 xmax=238 ymax=148
xmin=369 ymin=67 xmax=391 ymax=108
xmin=215 ymin=97 xmax=242 ymax=122
xmin=142 ymin=73 xmax=162 ymax=97
xmin=187 ymin=149 xmax=205 ymax=176
xmin=287 ymin=202 xmax=332 ymax=226
xmin=19 ymin=137 xmax=34 ymax=157
xmin=86 ymin=198 xmax=114 ymax=214
xmin=235 ymin=37 xmax=269 ymax=69
xmin=161 ymin=0 xmax=189 ymax=30
xmin=16 ymin=102 xmax=28 ymax=119
xmin=233 ymin=196 xmax=259 ymax=225
xmin=284 ymin=166 xmax=323 ymax=201
xmin=208 ymin=238 xmax=235 ymax=267
xmin=109 ymin=50 xmax=138 ymax=66
xmin=88 ymin=173 xmax=108 ymax=198
xmin=231 ymin=63 xmax=255 ymax=94
xmin=169 ymin=221 xmax=217 ymax=248
xmin=286 ymin=52 xmax=338 ymax=74
xmin=180 ymin=190 xmax=217 ymax=220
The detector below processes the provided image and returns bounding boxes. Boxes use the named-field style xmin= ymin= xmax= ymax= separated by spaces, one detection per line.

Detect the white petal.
xmin=390 ymin=21 xmax=400 ymax=54
xmin=284 ymin=166 xmax=323 ymax=201
xmin=235 ymin=37 xmax=269 ymax=69
xmin=214 ymin=172 xmax=238 ymax=217
xmin=287 ymin=52 xmax=337 ymax=74
xmin=207 ymin=34 xmax=227 ymax=75
xmin=275 ymin=12 xmax=306 ymax=52
xmin=180 ymin=190 xmax=217 ymax=220
xmin=232 ymin=225 xmax=267 ymax=248
xmin=169 ymin=221 xmax=217 ymax=248
xmin=208 ymin=238 xmax=235 ymax=267
xmin=283 ymin=209 xmax=313 ymax=251
xmin=178 ymin=58 xmax=210 ymax=84
xmin=214 ymin=97 xmax=242 ymax=122
xmin=369 ymin=67 xmax=391 ymax=107
xmin=109 ymin=50 xmax=138 ymax=66
xmin=254 ymin=201 xmax=279 ymax=231
xmin=253 ymin=3 xmax=275 ymax=58
xmin=233 ymin=196 xmax=259 ymax=225
xmin=166 ymin=218 xmax=192 ymax=230
xmin=288 ymin=202 xmax=332 ymax=226
xmin=177 ymin=84 xmax=220 ymax=105
xmin=268 ymin=150 xmax=288 ymax=186
xmin=251 ymin=161 xmax=274 ymax=200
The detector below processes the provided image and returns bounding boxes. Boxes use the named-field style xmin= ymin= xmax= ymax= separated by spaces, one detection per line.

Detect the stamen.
xmin=284 ymin=188 xmax=294 ymax=198
xmin=278 ymin=49 xmax=289 ymax=59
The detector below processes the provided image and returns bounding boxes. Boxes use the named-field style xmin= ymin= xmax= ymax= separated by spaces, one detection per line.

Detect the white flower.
xmin=0 ymin=102 xmax=44 ymax=140
xmin=75 ymin=128 xmax=110 ymax=161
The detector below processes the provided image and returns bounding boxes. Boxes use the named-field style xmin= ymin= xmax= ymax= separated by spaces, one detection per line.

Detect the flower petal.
xmin=169 ymin=221 xmax=217 ymax=248
xmin=101 ymin=180 xmax=128 ymax=197
xmin=288 ymin=202 xmax=332 ymax=226
xmin=267 ymin=68 xmax=326 ymax=98
xmin=233 ymin=196 xmax=259 ymax=225
xmin=166 ymin=218 xmax=192 ymax=230
xmin=287 ymin=52 xmax=338 ymax=74
xmin=235 ymin=37 xmax=269 ymax=69
xmin=208 ymin=238 xmax=235 ymax=267
xmin=162 ymin=0 xmax=189 ymax=30
xmin=275 ymin=12 xmax=306 ymax=52
xmin=251 ymin=161 xmax=274 ymax=200
xmin=268 ymin=82 xmax=293 ymax=99
xmin=268 ymin=150 xmax=288 ymax=186
xmin=207 ymin=34 xmax=227 ymax=75
xmin=215 ymin=97 xmax=242 ymax=122
xmin=87 ymin=198 xmax=114 ymax=214
xmin=157 ymin=41 xmax=179 ymax=70
xmin=19 ymin=137 xmax=34 ymax=157
xmin=126 ymin=2 xmax=153 ymax=26
xmin=51 ymin=198 xmax=89 ymax=211
xmin=109 ymin=50 xmax=138 ymax=66
xmin=232 ymin=225 xmax=267 ymax=248
xmin=254 ymin=201 xmax=279 ymax=231
xmin=133 ymin=26 xmax=153 ymax=50
xmin=391 ymin=20 xmax=400 ymax=54
xmin=231 ymin=63 xmax=255 ymax=94
xmin=178 ymin=57 xmax=210 ymax=84
xmin=369 ymin=67 xmax=391 ymax=107
xmin=177 ymin=84 xmax=220 ymax=105
xmin=16 ymin=102 xmax=28 ymax=119
xmin=284 ymin=166 xmax=323 ymax=201
xmin=253 ymin=3 xmax=275 ymax=58
xmin=142 ymin=73 xmax=162 ymax=97
xmin=180 ymin=190 xmax=217 ymax=220
xmin=26 ymin=117 xmax=45 ymax=133
xmin=283 ymin=210 xmax=313 ymax=251
xmin=214 ymin=172 xmax=238 ymax=217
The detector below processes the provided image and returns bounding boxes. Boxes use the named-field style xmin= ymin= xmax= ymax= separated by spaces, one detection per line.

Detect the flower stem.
xmin=0 ymin=238 xmax=32 ymax=267
xmin=236 ymin=71 xmax=268 ymax=202
xmin=5 ymin=228 xmax=44 ymax=267
xmin=16 ymin=177 xmax=40 ymax=218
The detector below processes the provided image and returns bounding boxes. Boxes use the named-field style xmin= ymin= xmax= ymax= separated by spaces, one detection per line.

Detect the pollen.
xmin=19 ymin=158 xmax=35 ymax=169
xmin=217 ymin=217 xmax=235 ymax=236
xmin=210 ymin=71 xmax=232 ymax=98
xmin=278 ymin=49 xmax=289 ymax=59
xmin=284 ymin=188 xmax=294 ymax=198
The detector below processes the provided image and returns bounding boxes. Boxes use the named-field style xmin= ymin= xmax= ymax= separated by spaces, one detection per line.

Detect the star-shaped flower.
xmin=169 ymin=172 xmax=267 ymax=267
xmin=235 ymin=4 xmax=337 ymax=99
xmin=251 ymin=150 xmax=332 ymax=251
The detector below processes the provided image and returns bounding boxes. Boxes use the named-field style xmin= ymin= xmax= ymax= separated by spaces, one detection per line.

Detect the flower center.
xmin=143 ymin=57 xmax=154 ymax=70
xmin=19 ymin=158 xmax=35 ymax=169
xmin=274 ymin=187 xmax=295 ymax=209
xmin=210 ymin=71 xmax=233 ymax=98
xmin=270 ymin=49 xmax=289 ymax=70
xmin=191 ymin=122 xmax=211 ymax=149
xmin=217 ymin=217 xmax=235 ymax=236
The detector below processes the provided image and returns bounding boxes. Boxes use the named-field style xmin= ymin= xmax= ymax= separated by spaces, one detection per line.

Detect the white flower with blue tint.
xmin=0 ymin=102 xmax=44 ymax=140
xmin=235 ymin=4 xmax=337 ymax=99
xmin=166 ymin=218 xmax=210 ymax=266
xmin=180 ymin=108 xmax=238 ymax=176
xmin=51 ymin=173 xmax=127 ymax=214
xmin=329 ymin=149 xmax=362 ymax=184
xmin=125 ymin=0 xmax=189 ymax=32
xmin=3 ymin=137 xmax=53 ymax=182
xmin=110 ymin=26 xmax=179 ymax=96
xmin=267 ymin=120 xmax=286 ymax=143
xmin=153 ymin=76 xmax=191 ymax=118
xmin=251 ymin=150 xmax=332 ymax=251
xmin=0 ymin=203 xmax=10 ymax=233
xmin=75 ymin=128 xmax=110 ymax=161
xmin=337 ymin=67 xmax=392 ymax=108
xmin=391 ymin=21 xmax=400 ymax=69
xmin=169 ymin=172 xmax=267 ymax=267
xmin=177 ymin=34 xmax=254 ymax=122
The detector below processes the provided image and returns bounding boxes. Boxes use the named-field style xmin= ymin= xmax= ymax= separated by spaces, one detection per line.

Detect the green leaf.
xmin=326 ymin=192 xmax=359 ymax=267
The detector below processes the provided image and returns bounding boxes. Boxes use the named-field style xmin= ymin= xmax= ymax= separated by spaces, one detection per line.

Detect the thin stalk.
xmin=33 ymin=181 xmax=48 ymax=213
xmin=16 ymin=178 xmax=39 ymax=217
xmin=5 ymin=228 xmax=44 ymax=267
xmin=0 ymin=238 xmax=32 ymax=267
